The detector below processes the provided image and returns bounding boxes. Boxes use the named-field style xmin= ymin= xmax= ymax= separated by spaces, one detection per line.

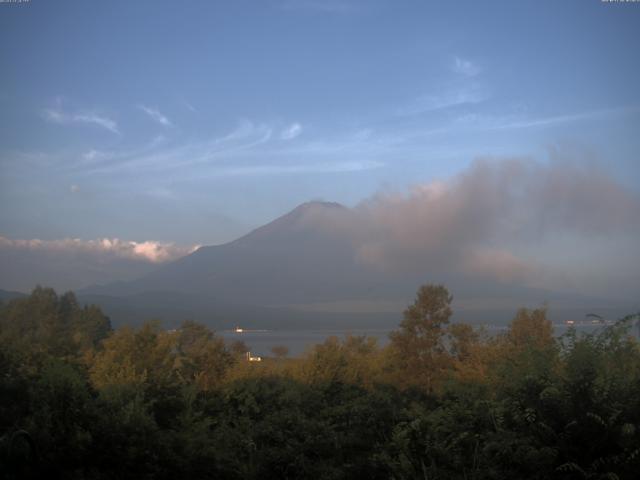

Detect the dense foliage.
xmin=1 ymin=285 xmax=639 ymax=479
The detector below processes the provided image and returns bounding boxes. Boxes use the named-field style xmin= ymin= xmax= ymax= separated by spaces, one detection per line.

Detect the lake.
xmin=218 ymin=323 xmax=617 ymax=357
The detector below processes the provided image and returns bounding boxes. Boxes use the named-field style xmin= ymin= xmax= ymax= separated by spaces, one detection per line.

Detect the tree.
xmin=176 ymin=320 xmax=233 ymax=391
xmin=271 ymin=345 xmax=289 ymax=359
xmin=0 ymin=287 xmax=111 ymax=362
xmin=89 ymin=321 xmax=176 ymax=390
xmin=389 ymin=284 xmax=453 ymax=392
xmin=507 ymin=307 xmax=554 ymax=350
xmin=230 ymin=340 xmax=249 ymax=356
xmin=447 ymin=322 xmax=479 ymax=362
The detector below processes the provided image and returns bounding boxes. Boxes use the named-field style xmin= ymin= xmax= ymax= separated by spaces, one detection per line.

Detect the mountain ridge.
xmin=79 ymin=201 xmax=635 ymax=327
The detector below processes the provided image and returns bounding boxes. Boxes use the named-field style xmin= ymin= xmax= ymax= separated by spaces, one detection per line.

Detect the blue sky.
xmin=1 ymin=0 xmax=639 ymax=247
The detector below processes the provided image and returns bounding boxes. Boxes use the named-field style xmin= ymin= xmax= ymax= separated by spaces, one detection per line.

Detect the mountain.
xmin=81 ymin=202 xmax=633 ymax=328
xmin=79 ymin=201 xmax=410 ymax=327
xmin=0 ymin=288 xmax=26 ymax=302
xmin=0 ymin=241 xmax=165 ymax=293
xmin=85 ymin=202 xmax=387 ymax=304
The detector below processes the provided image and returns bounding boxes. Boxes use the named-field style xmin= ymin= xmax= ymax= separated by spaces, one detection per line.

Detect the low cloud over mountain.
xmin=281 ymin=158 xmax=639 ymax=299
xmin=3 ymin=158 xmax=639 ymax=311
xmin=0 ymin=236 xmax=198 ymax=292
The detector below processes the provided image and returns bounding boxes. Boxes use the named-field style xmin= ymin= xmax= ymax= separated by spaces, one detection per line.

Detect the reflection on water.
xmin=218 ymin=323 xmax=615 ymax=357
xmin=219 ymin=328 xmax=392 ymax=357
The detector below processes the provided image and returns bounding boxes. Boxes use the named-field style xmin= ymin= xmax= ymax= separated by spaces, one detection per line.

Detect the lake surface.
xmin=218 ymin=323 xmax=618 ymax=357
xmin=219 ymin=328 xmax=394 ymax=357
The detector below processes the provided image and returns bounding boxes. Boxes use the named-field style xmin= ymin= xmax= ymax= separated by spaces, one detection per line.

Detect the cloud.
xmin=42 ymin=108 xmax=119 ymax=134
xmin=461 ymin=248 xmax=531 ymax=283
xmin=454 ymin=106 xmax=640 ymax=132
xmin=74 ymin=120 xmax=276 ymax=175
xmin=82 ymin=150 xmax=103 ymax=161
xmin=138 ymin=105 xmax=172 ymax=127
xmin=217 ymin=120 xmax=273 ymax=144
xmin=69 ymin=184 xmax=80 ymax=193
xmin=301 ymin=158 xmax=640 ymax=290
xmin=452 ymin=56 xmax=481 ymax=77
xmin=490 ymin=107 xmax=637 ymax=130
xmin=397 ymin=84 xmax=489 ymax=116
xmin=281 ymin=122 xmax=302 ymax=140
xmin=0 ymin=236 xmax=199 ymax=263
xmin=216 ymin=160 xmax=384 ymax=176
xmin=49 ymin=118 xmax=387 ymax=179
xmin=0 ymin=237 xmax=199 ymax=292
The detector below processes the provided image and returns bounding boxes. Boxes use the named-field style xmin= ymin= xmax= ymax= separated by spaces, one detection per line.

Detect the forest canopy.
xmin=1 ymin=286 xmax=639 ymax=479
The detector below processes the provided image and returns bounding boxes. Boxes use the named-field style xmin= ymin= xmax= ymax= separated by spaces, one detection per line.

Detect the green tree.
xmin=0 ymin=287 xmax=111 ymax=361
xmin=176 ymin=320 xmax=233 ymax=391
xmin=299 ymin=335 xmax=381 ymax=387
xmin=89 ymin=321 xmax=176 ymax=390
xmin=388 ymin=284 xmax=453 ymax=392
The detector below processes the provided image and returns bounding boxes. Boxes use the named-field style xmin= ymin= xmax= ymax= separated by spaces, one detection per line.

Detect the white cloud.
xmin=69 ymin=184 xmax=80 ymax=193
xmin=281 ymin=122 xmax=302 ymax=140
xmin=82 ymin=149 xmax=102 ymax=161
xmin=452 ymin=56 xmax=481 ymax=77
xmin=0 ymin=236 xmax=199 ymax=263
xmin=453 ymin=105 xmax=640 ymax=132
xmin=217 ymin=120 xmax=273 ymax=144
xmin=73 ymin=114 xmax=119 ymax=133
xmin=218 ymin=160 xmax=384 ymax=176
xmin=397 ymin=84 xmax=489 ymax=116
xmin=42 ymin=108 xmax=119 ymax=134
xmin=46 ymin=117 xmax=394 ymax=179
xmin=78 ymin=120 xmax=275 ymax=175
xmin=306 ymin=157 xmax=640 ymax=294
xmin=138 ymin=105 xmax=172 ymax=127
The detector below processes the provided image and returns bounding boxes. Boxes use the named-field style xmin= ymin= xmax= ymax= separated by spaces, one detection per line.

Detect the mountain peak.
xmin=231 ymin=201 xmax=347 ymax=244
xmin=296 ymin=200 xmax=346 ymax=210
xmin=288 ymin=200 xmax=347 ymax=216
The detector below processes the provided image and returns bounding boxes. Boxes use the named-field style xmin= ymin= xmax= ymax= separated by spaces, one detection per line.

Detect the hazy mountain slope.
xmin=0 ymin=289 xmax=26 ymax=302
xmin=0 ymin=244 xmax=163 ymax=293
xmin=85 ymin=202 xmax=387 ymax=304
xmin=81 ymin=201 xmax=635 ymax=327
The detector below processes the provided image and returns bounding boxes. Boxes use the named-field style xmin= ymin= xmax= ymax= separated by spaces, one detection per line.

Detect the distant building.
xmin=235 ymin=326 xmax=244 ymax=333
xmin=246 ymin=351 xmax=262 ymax=362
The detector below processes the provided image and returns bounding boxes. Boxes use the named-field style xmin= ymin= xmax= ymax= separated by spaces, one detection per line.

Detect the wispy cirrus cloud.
xmin=280 ymin=122 xmax=302 ymax=140
xmin=24 ymin=101 xmax=638 ymax=186
xmin=51 ymin=119 xmax=274 ymax=177
xmin=70 ymin=120 xmax=275 ymax=175
xmin=7 ymin=117 xmax=388 ymax=180
xmin=42 ymin=106 xmax=120 ymax=134
xmin=212 ymin=160 xmax=383 ymax=176
xmin=452 ymin=56 xmax=481 ymax=77
xmin=138 ymin=105 xmax=172 ymax=127
xmin=397 ymin=84 xmax=489 ymax=116
xmin=453 ymin=105 xmax=640 ymax=132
